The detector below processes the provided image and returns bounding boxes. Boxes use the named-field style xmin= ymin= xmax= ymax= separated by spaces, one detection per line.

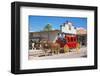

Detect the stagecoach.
xmin=56 ymin=33 xmax=80 ymax=53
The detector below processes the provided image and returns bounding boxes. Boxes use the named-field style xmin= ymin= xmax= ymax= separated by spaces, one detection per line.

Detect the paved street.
xmin=28 ymin=46 xmax=87 ymax=60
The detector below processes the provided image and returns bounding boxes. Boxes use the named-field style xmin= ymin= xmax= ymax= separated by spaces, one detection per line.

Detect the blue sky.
xmin=29 ymin=15 xmax=87 ymax=32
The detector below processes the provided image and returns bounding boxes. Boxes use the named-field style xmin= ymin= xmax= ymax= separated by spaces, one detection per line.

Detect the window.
xmin=74 ymin=37 xmax=76 ymax=42
xmin=67 ymin=37 xmax=69 ymax=42
xmin=71 ymin=37 xmax=73 ymax=42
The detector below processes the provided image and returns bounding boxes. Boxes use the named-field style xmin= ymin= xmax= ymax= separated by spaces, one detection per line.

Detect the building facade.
xmin=61 ymin=22 xmax=76 ymax=34
xmin=77 ymin=28 xmax=87 ymax=46
xmin=29 ymin=30 xmax=60 ymax=42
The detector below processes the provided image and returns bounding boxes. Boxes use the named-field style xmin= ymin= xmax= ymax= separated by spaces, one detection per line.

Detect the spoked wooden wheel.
xmin=76 ymin=43 xmax=80 ymax=53
xmin=64 ymin=45 xmax=69 ymax=53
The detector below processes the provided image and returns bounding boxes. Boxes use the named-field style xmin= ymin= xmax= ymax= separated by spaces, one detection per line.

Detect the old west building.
xmin=29 ymin=30 xmax=60 ymax=42
xmin=61 ymin=22 xmax=77 ymax=34
xmin=77 ymin=28 xmax=87 ymax=46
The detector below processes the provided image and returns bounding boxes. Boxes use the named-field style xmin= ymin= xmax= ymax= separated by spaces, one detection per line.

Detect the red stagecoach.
xmin=56 ymin=33 xmax=80 ymax=53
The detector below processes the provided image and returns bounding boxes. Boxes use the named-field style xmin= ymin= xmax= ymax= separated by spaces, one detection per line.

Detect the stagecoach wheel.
xmin=76 ymin=43 xmax=80 ymax=53
xmin=64 ymin=45 xmax=69 ymax=53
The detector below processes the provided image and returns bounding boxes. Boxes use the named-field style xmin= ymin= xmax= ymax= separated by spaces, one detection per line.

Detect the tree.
xmin=43 ymin=24 xmax=52 ymax=41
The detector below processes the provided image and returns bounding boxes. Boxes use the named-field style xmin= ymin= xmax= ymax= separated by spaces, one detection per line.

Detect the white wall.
xmin=61 ymin=22 xmax=77 ymax=34
xmin=0 ymin=0 xmax=99 ymax=76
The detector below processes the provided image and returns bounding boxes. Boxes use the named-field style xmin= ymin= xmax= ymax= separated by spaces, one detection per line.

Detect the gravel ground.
xmin=28 ymin=46 xmax=87 ymax=60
